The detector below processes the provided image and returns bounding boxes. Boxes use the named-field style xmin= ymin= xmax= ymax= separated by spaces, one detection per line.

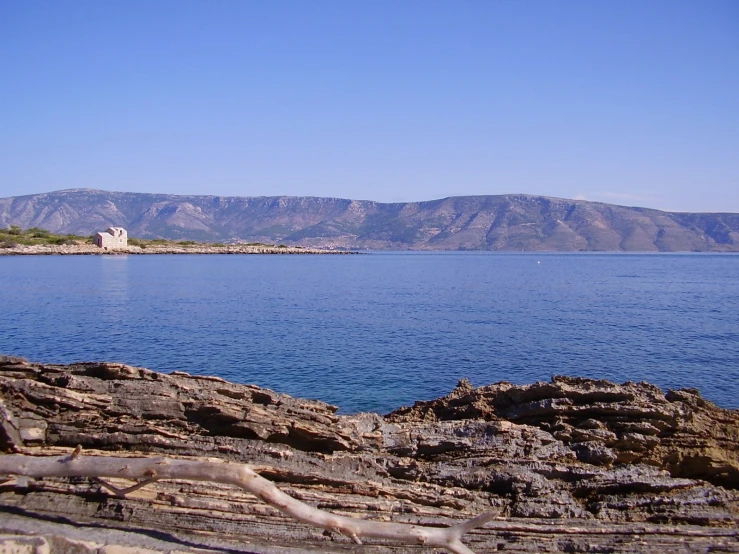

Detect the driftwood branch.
xmin=93 ymin=476 xmax=160 ymax=498
xmin=0 ymin=452 xmax=493 ymax=554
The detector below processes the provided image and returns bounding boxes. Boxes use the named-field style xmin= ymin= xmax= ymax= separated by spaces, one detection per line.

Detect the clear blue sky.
xmin=1 ymin=0 xmax=737 ymax=212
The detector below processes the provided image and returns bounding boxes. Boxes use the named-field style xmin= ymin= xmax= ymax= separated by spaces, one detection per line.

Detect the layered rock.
xmin=388 ymin=376 xmax=739 ymax=489
xmin=1 ymin=357 xmax=738 ymax=553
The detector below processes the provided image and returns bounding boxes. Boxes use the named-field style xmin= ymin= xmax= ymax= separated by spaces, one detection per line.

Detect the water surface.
xmin=1 ymin=252 xmax=737 ymax=413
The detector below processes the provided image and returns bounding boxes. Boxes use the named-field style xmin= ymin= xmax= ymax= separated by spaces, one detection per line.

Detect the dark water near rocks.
xmin=1 ymin=252 xmax=738 ymax=413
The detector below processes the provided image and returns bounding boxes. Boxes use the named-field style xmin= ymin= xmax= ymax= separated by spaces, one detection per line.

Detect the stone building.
xmin=94 ymin=227 xmax=128 ymax=250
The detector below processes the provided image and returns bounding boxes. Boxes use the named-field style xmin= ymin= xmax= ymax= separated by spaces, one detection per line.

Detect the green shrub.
xmin=30 ymin=228 xmax=51 ymax=238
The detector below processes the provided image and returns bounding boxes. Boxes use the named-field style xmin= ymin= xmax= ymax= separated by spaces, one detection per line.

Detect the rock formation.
xmin=1 ymin=356 xmax=738 ymax=552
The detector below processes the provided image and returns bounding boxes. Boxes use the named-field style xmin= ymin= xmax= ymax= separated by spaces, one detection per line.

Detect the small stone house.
xmin=94 ymin=227 xmax=128 ymax=250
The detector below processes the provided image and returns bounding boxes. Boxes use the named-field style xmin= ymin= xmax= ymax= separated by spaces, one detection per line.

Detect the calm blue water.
xmin=1 ymin=253 xmax=738 ymax=413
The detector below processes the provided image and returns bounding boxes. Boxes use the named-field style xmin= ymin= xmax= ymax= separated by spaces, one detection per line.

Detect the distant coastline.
xmin=0 ymin=243 xmax=356 ymax=256
xmin=0 ymin=225 xmax=357 ymax=255
xmin=3 ymin=189 xmax=739 ymax=251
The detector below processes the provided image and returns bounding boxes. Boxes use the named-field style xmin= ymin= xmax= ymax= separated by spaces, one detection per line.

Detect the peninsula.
xmin=0 ymin=356 xmax=737 ymax=553
xmin=0 ymin=226 xmax=352 ymax=255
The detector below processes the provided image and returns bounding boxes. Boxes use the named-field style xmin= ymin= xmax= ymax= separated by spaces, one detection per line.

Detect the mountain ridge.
xmin=2 ymin=188 xmax=739 ymax=251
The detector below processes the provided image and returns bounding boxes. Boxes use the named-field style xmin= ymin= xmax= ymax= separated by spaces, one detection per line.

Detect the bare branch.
xmin=0 ymin=453 xmax=492 ymax=553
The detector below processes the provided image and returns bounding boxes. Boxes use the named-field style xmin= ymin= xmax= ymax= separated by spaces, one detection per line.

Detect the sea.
xmin=1 ymin=252 xmax=737 ymax=413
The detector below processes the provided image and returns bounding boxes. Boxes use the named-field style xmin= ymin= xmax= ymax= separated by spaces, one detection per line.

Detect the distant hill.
xmin=1 ymin=189 xmax=738 ymax=251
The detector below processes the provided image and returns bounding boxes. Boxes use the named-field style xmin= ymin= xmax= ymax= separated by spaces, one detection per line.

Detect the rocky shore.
xmin=0 ymin=244 xmax=354 ymax=255
xmin=1 ymin=356 xmax=737 ymax=553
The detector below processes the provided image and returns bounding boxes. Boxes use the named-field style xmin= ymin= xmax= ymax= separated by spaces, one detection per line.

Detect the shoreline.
xmin=0 ymin=243 xmax=358 ymax=255
xmin=1 ymin=355 xmax=737 ymax=553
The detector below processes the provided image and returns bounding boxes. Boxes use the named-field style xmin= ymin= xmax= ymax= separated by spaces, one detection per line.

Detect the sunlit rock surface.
xmin=1 ymin=357 xmax=737 ymax=552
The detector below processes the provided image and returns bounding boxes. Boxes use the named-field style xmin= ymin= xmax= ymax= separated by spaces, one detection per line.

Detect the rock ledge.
xmin=1 ymin=357 xmax=737 ymax=553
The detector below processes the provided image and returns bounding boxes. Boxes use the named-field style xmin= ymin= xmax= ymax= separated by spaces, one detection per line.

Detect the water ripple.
xmin=1 ymin=252 xmax=738 ymax=413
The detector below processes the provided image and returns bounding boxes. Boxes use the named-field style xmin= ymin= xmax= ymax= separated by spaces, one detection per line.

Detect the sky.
xmin=1 ymin=1 xmax=738 ymax=212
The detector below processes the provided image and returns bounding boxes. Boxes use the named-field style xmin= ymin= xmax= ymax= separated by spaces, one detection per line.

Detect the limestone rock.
xmin=388 ymin=375 xmax=739 ymax=489
xmin=1 ymin=357 xmax=738 ymax=552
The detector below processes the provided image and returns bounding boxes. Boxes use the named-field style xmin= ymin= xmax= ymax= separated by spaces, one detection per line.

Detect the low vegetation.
xmin=0 ymin=226 xmax=93 ymax=248
xmin=127 ymin=238 xmax=189 ymax=249
xmin=127 ymin=237 xmax=287 ymax=249
xmin=1 ymin=226 xmax=297 ymax=250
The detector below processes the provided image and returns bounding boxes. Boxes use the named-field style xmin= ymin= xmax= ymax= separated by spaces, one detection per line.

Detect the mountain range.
xmin=1 ymin=188 xmax=738 ymax=251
